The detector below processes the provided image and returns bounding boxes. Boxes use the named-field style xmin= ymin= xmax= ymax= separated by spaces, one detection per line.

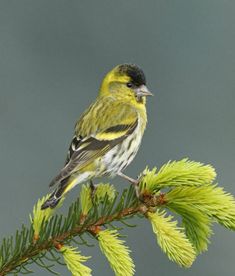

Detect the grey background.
xmin=0 ymin=0 xmax=234 ymax=275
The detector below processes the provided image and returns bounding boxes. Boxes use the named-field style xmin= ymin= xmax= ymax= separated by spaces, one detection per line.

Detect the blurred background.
xmin=0 ymin=0 xmax=234 ymax=275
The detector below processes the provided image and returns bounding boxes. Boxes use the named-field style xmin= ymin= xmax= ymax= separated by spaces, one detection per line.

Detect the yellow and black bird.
xmin=41 ymin=64 xmax=153 ymax=209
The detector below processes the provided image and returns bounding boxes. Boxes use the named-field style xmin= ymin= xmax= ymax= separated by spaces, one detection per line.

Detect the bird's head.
xmin=99 ymin=64 xmax=153 ymax=105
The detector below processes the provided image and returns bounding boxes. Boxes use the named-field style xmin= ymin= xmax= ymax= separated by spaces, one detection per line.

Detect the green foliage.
xmin=164 ymin=184 xmax=235 ymax=254
xmin=148 ymin=211 xmax=196 ymax=267
xmin=94 ymin=183 xmax=117 ymax=203
xmin=0 ymin=159 xmax=234 ymax=276
xmin=181 ymin=205 xmax=212 ymax=254
xmin=0 ymin=184 xmax=138 ymax=276
xmin=139 ymin=158 xmax=216 ymax=193
xmin=97 ymin=229 xmax=135 ymax=276
xmin=60 ymin=245 xmax=91 ymax=276
xmin=166 ymin=185 xmax=235 ymax=230
xmin=80 ymin=184 xmax=93 ymax=216
xmin=30 ymin=194 xmax=64 ymax=239
xmin=80 ymin=183 xmax=117 ymax=216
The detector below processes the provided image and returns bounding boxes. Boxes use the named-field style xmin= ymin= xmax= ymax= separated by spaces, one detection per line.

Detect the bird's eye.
xmin=126 ymin=82 xmax=133 ymax=88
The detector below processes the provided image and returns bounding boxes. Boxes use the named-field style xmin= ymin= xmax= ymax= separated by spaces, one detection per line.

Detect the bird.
xmin=41 ymin=63 xmax=153 ymax=209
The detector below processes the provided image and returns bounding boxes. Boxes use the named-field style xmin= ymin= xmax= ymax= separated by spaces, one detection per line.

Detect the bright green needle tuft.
xmin=95 ymin=183 xmax=117 ymax=203
xmin=80 ymin=184 xmax=93 ymax=216
xmin=30 ymin=194 xmax=63 ymax=239
xmin=166 ymin=185 xmax=235 ymax=230
xmin=61 ymin=245 xmax=92 ymax=276
xmin=140 ymin=158 xmax=216 ymax=194
xmin=97 ymin=229 xmax=135 ymax=276
xmin=148 ymin=210 xmax=196 ymax=268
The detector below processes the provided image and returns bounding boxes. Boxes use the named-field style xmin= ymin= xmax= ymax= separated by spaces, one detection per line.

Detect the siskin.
xmin=41 ymin=64 xmax=153 ymax=209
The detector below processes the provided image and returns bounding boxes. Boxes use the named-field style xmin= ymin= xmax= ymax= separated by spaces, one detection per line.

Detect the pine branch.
xmin=0 ymin=188 xmax=161 ymax=275
xmin=0 ymin=159 xmax=234 ymax=276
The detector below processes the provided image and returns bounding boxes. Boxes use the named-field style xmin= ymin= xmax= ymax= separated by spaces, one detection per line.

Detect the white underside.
xmin=102 ymin=116 xmax=143 ymax=176
xmin=69 ymin=116 xmax=144 ymax=187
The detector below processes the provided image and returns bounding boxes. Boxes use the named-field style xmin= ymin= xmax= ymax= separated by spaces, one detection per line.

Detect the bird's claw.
xmin=89 ymin=180 xmax=97 ymax=202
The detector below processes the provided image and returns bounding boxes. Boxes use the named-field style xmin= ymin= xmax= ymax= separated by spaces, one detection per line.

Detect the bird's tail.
xmin=41 ymin=177 xmax=70 ymax=209
xmin=41 ymin=172 xmax=91 ymax=209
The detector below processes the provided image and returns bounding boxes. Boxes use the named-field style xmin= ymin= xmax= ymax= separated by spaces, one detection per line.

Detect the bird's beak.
xmin=136 ymin=85 xmax=153 ymax=97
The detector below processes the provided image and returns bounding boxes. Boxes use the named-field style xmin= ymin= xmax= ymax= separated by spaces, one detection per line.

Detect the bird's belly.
xmin=101 ymin=131 xmax=142 ymax=176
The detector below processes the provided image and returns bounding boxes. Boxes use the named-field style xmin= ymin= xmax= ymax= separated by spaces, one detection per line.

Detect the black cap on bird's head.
xmin=118 ymin=64 xmax=146 ymax=87
xmin=100 ymin=63 xmax=153 ymax=98
xmin=117 ymin=63 xmax=153 ymax=98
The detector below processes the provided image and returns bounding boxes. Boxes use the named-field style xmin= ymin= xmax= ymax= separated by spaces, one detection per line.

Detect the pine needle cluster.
xmin=0 ymin=159 xmax=234 ymax=276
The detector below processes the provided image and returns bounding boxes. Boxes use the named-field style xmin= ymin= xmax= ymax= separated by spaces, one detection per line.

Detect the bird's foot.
xmin=117 ymin=172 xmax=141 ymax=198
xmin=89 ymin=180 xmax=97 ymax=202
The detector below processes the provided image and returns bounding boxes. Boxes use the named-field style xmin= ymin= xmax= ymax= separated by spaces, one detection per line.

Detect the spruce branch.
xmin=0 ymin=159 xmax=234 ymax=276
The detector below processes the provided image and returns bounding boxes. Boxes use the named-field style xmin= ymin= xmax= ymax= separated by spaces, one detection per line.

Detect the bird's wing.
xmin=49 ymin=97 xmax=138 ymax=187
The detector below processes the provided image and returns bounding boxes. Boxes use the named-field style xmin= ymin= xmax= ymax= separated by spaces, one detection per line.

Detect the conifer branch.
xmin=0 ymin=189 xmax=163 ymax=275
xmin=0 ymin=159 xmax=234 ymax=276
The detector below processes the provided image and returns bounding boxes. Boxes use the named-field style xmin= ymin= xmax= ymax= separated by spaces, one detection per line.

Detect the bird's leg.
xmin=117 ymin=172 xmax=140 ymax=198
xmin=89 ymin=180 xmax=97 ymax=201
xmin=117 ymin=172 xmax=139 ymax=184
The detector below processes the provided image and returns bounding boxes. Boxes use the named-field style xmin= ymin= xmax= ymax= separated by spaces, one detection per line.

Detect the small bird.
xmin=41 ymin=64 xmax=153 ymax=209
